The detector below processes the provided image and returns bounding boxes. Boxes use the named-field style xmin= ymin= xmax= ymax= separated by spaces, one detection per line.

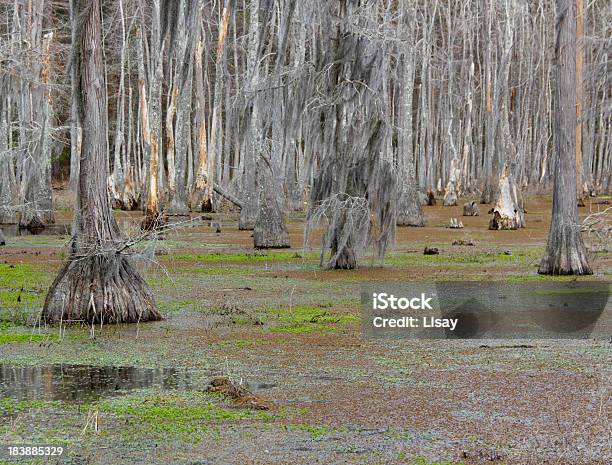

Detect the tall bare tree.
xmin=306 ymin=0 xmax=396 ymax=269
xmin=396 ymin=0 xmax=425 ymax=227
xmin=43 ymin=0 xmax=162 ymax=323
xmin=538 ymin=0 xmax=592 ymax=275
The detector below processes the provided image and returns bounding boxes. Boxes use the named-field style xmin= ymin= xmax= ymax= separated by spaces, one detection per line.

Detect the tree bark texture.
xmin=538 ymin=0 xmax=592 ymax=275
xmin=43 ymin=0 xmax=162 ymax=323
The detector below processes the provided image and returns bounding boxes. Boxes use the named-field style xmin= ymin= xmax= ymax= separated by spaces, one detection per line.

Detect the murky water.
xmin=0 ymin=224 xmax=71 ymax=237
xmin=0 ymin=218 xmax=144 ymax=238
xmin=0 ymin=364 xmax=194 ymax=402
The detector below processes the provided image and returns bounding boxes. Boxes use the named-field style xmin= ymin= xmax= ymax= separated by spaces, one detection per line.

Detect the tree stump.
xmin=443 ymin=182 xmax=458 ymax=206
xmin=426 ymin=190 xmax=436 ymax=206
xmin=253 ymin=193 xmax=290 ymax=249
xmin=463 ymin=201 xmax=480 ymax=216
xmin=397 ymin=187 xmax=426 ymax=227
xmin=488 ymin=166 xmax=526 ymax=230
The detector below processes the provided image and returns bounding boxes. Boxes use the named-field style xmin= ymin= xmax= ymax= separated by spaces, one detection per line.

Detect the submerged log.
xmin=488 ymin=165 xmax=526 ymax=230
xmin=207 ymin=376 xmax=272 ymax=410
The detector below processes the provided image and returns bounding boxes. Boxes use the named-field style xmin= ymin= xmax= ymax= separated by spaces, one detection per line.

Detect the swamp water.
xmin=0 ymin=364 xmax=194 ymax=403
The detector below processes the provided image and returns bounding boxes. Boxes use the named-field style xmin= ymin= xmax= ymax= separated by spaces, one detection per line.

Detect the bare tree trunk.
xmin=538 ymin=0 xmax=591 ymax=275
xmin=396 ymin=1 xmax=425 ymax=228
xmin=0 ymin=92 xmax=17 ymax=223
xmin=488 ymin=163 xmax=525 ymax=229
xmin=108 ymin=0 xmax=129 ymax=210
xmin=166 ymin=0 xmax=198 ymax=217
xmin=253 ymin=157 xmax=290 ymax=249
xmin=238 ymin=0 xmax=261 ymax=230
xmin=481 ymin=0 xmax=497 ymax=204
xmin=18 ymin=1 xmax=54 ymax=231
xmin=68 ymin=0 xmax=81 ymax=194
xmin=44 ymin=0 xmax=162 ymax=324
xmin=306 ymin=0 xmax=396 ymax=270
xmin=575 ymin=0 xmax=588 ymax=200
xmin=141 ymin=1 xmax=165 ymax=230
xmin=193 ymin=0 xmax=234 ymax=212
xmin=191 ymin=23 xmax=211 ymax=212
xmin=140 ymin=76 xmax=162 ymax=230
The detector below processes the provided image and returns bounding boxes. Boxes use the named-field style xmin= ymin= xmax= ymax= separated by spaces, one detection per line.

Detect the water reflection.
xmin=0 ymin=364 xmax=193 ymax=402
xmin=0 ymin=224 xmax=71 ymax=237
xmin=0 ymin=219 xmax=138 ymax=238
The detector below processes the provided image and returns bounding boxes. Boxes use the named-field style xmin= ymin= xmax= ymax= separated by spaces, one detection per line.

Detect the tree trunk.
xmin=166 ymin=0 xmax=198 ymax=217
xmin=330 ymin=226 xmax=357 ymax=270
xmin=43 ymin=0 xmax=162 ymax=324
xmin=108 ymin=0 xmax=128 ymax=210
xmin=140 ymin=76 xmax=163 ymax=230
xmin=480 ymin=0 xmax=497 ymax=204
xmin=68 ymin=0 xmax=81 ymax=195
xmin=18 ymin=2 xmax=54 ymax=231
xmin=306 ymin=0 xmax=396 ymax=270
xmin=141 ymin=0 xmax=165 ymax=230
xmin=238 ymin=0 xmax=261 ymax=231
xmin=193 ymin=0 xmax=234 ymax=212
xmin=443 ymin=181 xmax=458 ymax=206
xmin=488 ymin=164 xmax=525 ymax=229
xmin=254 ymin=159 xmax=290 ymax=249
xmin=0 ymin=99 xmax=17 ymax=223
xmin=191 ymin=21 xmax=211 ymax=212
xmin=575 ymin=0 xmax=588 ymax=201
xmin=396 ymin=3 xmax=425 ymax=228
xmin=538 ymin=0 xmax=591 ymax=275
